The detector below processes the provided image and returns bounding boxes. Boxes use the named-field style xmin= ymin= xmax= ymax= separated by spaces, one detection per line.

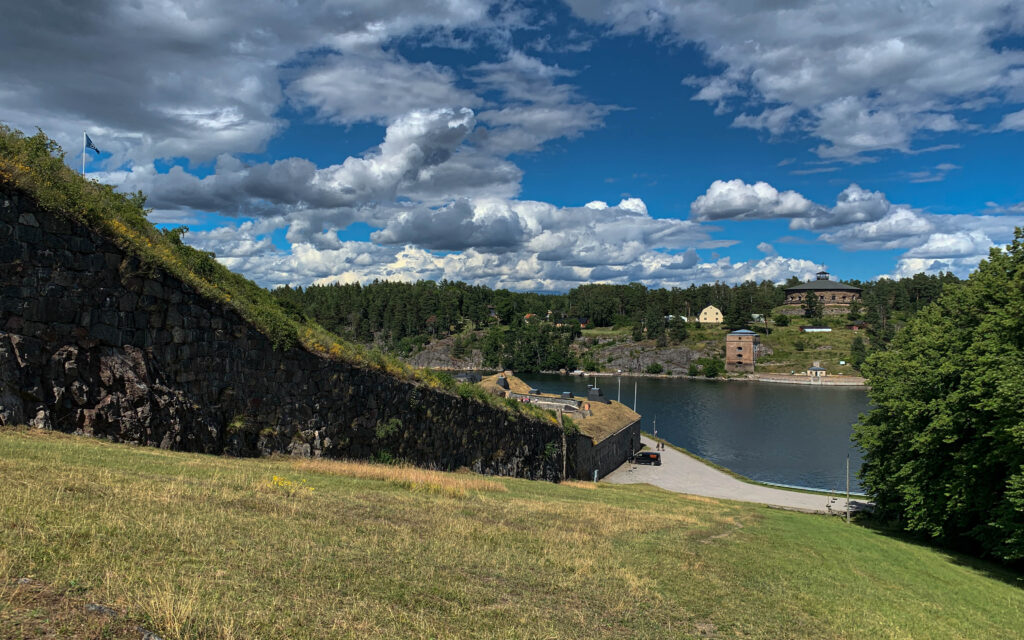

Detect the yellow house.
xmin=699 ymin=305 xmax=723 ymax=324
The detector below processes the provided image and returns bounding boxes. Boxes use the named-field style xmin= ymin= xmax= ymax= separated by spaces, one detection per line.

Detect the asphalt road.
xmin=604 ymin=436 xmax=871 ymax=514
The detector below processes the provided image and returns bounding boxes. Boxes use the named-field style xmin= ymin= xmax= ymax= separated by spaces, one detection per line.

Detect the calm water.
xmin=518 ymin=373 xmax=870 ymax=492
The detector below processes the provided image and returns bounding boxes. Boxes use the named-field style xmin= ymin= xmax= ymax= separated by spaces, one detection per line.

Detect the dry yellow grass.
xmin=479 ymin=371 xmax=533 ymax=395
xmin=574 ymin=399 xmax=640 ymax=442
xmin=292 ymin=458 xmax=509 ymax=498
xmin=3 ymin=429 xmax=1023 ymax=640
xmin=559 ymin=480 xmax=598 ymax=490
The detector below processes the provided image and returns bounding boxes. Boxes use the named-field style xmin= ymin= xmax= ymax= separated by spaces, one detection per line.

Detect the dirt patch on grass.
xmin=0 ymin=578 xmax=152 ymax=640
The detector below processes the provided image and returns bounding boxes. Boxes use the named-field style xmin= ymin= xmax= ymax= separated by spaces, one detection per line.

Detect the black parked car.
xmin=633 ymin=451 xmax=661 ymax=466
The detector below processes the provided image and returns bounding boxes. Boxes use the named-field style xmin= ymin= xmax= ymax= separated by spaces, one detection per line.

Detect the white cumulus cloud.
xmin=690 ymin=179 xmax=819 ymax=221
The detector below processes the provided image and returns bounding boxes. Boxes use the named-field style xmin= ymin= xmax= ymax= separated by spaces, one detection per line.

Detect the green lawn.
xmin=2 ymin=428 xmax=1021 ymax=639
xmin=580 ymin=326 xmax=631 ymax=338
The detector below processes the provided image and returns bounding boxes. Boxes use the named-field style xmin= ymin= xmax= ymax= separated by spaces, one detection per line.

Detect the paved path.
xmin=604 ymin=436 xmax=871 ymax=514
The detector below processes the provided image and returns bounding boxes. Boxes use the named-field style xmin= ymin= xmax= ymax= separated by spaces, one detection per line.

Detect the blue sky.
xmin=3 ymin=0 xmax=1024 ymax=290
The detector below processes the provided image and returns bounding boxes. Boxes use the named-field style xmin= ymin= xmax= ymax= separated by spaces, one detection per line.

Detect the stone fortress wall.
xmin=0 ymin=185 xmax=569 ymax=480
xmin=783 ymin=291 xmax=861 ymax=304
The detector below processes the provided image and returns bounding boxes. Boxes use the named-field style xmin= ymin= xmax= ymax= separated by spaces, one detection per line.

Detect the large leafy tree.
xmin=854 ymin=231 xmax=1024 ymax=563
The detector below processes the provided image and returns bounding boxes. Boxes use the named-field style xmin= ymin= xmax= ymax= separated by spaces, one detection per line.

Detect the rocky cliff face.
xmin=404 ymin=334 xmax=484 ymax=370
xmin=0 ymin=186 xmax=564 ymax=480
xmin=586 ymin=339 xmax=717 ymax=374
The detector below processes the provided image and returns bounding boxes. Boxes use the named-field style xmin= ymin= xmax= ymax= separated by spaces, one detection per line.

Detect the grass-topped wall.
xmin=0 ymin=127 xmax=574 ymax=478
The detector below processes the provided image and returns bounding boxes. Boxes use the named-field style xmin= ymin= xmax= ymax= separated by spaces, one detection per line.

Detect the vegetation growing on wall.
xmin=0 ymin=126 xmax=322 ymax=354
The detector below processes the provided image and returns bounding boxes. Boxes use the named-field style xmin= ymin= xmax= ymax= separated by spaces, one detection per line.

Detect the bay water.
xmin=518 ymin=373 xmax=870 ymax=492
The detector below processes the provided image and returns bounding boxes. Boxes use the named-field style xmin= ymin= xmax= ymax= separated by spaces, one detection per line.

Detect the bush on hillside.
xmin=695 ymin=357 xmax=725 ymax=378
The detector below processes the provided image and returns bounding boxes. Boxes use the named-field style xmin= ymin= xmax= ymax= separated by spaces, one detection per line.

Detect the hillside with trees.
xmin=274 ymin=273 xmax=960 ymax=374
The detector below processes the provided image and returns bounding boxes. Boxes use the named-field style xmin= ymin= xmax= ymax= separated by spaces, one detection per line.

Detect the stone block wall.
xmin=0 ymin=186 xmax=566 ymax=480
xmin=776 ymin=305 xmax=853 ymax=317
xmin=570 ymin=420 xmax=641 ymax=480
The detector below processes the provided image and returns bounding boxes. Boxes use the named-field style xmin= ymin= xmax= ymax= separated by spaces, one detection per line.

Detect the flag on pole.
xmin=85 ymin=134 xmax=101 ymax=154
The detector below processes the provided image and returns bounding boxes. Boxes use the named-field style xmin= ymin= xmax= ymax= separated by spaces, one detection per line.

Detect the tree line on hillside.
xmin=271 ymin=273 xmax=960 ymax=357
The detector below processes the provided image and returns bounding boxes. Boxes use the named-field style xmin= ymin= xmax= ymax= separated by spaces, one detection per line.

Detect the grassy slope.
xmin=2 ymin=429 xmax=1021 ymax=640
xmin=754 ymin=314 xmax=860 ymax=374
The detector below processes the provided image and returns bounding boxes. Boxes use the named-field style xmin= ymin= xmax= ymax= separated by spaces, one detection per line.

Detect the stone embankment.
xmin=0 ymin=185 xmax=566 ymax=480
xmin=749 ymin=373 xmax=866 ymax=386
xmin=559 ymin=370 xmax=867 ymax=386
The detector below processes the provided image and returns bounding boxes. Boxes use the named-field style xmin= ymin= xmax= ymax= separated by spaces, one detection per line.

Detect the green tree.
xmin=631 ymin=315 xmax=644 ymax=342
xmin=723 ymin=300 xmax=750 ymax=330
xmin=644 ymin=306 xmax=665 ymax=342
xmin=773 ymin=313 xmax=791 ymax=327
xmin=849 ymin=335 xmax=866 ymax=370
xmin=854 ymin=231 xmax=1024 ymax=563
xmin=481 ymin=328 xmax=504 ymax=369
xmin=863 ymin=290 xmax=895 ymax=350
xmin=802 ymin=292 xmax=823 ymax=319
xmin=668 ymin=316 xmax=688 ymax=343
xmin=847 ymin=299 xmax=862 ymax=321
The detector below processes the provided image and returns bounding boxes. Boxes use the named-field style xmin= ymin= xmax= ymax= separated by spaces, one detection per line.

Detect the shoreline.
xmin=422 ymin=366 xmax=868 ymax=387
xmin=545 ymin=369 xmax=867 ymax=387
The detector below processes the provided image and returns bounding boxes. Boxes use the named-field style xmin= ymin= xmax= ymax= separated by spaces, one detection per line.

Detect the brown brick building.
xmin=725 ymin=329 xmax=759 ymax=373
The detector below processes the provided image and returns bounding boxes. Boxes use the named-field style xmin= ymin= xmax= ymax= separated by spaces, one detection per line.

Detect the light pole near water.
xmin=846 ymin=454 xmax=851 ymax=524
